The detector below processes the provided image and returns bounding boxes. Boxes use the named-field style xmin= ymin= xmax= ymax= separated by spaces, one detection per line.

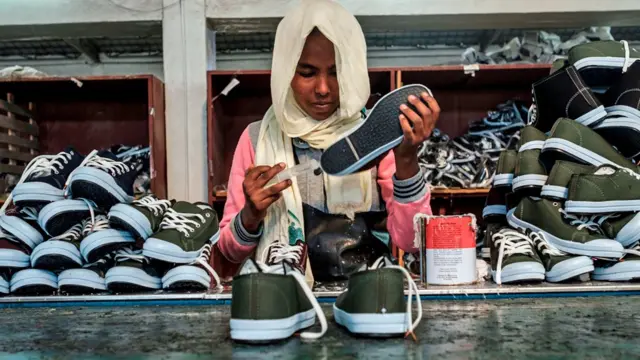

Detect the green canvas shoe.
xmin=540 ymin=118 xmax=637 ymax=170
xmin=105 ymin=247 xmax=163 ymax=292
xmin=601 ymin=213 xmax=640 ymax=247
xmin=507 ymin=197 xmax=623 ymax=258
xmin=541 ymin=160 xmax=595 ymax=200
xmin=569 ymin=40 xmax=640 ymax=89
xmin=109 ymin=195 xmax=172 ymax=240
xmin=593 ymin=243 xmax=640 ymax=281
xmin=143 ymin=201 xmax=219 ymax=264
xmin=490 ymin=227 xmax=545 ymax=284
xmin=566 ymin=165 xmax=640 ymax=214
xmin=230 ymin=242 xmax=326 ymax=343
xmin=529 ymin=231 xmax=594 ymax=282
xmin=493 ymin=150 xmax=518 ymax=187
xmin=512 ymin=149 xmax=547 ymax=193
xmin=333 ymin=256 xmax=421 ymax=337
xmin=517 ymin=126 xmax=547 ymax=152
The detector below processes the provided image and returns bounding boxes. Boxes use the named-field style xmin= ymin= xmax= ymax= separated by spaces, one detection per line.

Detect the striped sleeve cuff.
xmin=393 ymin=169 xmax=427 ymax=204
xmin=231 ymin=212 xmax=263 ymax=246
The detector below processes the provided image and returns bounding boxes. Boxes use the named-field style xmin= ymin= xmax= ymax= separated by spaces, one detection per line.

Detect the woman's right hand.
xmin=241 ymin=163 xmax=292 ymax=233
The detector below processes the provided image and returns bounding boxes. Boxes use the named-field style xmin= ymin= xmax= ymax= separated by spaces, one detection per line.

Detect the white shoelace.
xmin=0 ymin=151 xmax=76 ymax=213
xmin=83 ymin=152 xmax=132 ymax=176
xmin=624 ymin=242 xmax=640 ymax=257
xmin=83 ymin=215 xmax=110 ymax=236
xmin=492 ymin=229 xmax=536 ymax=285
xmin=559 ymin=209 xmax=615 ymax=232
xmin=530 ymin=232 xmax=566 ymax=257
xmin=114 ymin=247 xmax=147 ymax=263
xmin=368 ymin=257 xmax=422 ymax=340
xmin=0 ymin=228 xmax=19 ymax=243
xmin=192 ymin=243 xmax=223 ymax=292
xmin=159 ymin=208 xmax=207 ymax=238
xmin=51 ymin=221 xmax=85 ymax=242
xmin=133 ymin=196 xmax=172 ymax=216
xmin=621 ymin=40 xmax=632 ymax=73
xmin=266 ymin=242 xmax=304 ymax=265
xmin=18 ymin=207 xmax=39 ymax=221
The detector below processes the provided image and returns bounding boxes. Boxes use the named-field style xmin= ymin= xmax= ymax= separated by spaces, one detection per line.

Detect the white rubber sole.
xmin=507 ymin=208 xmax=624 ymax=258
xmin=542 ymin=138 xmax=620 ymax=167
xmin=108 ymin=203 xmax=153 ymax=240
xmin=482 ymin=205 xmax=507 ymax=219
xmin=493 ymin=174 xmax=514 ymax=187
xmin=80 ymin=229 xmax=135 ymax=262
xmin=0 ymin=248 xmax=30 ymax=268
xmin=10 ymin=269 xmax=58 ymax=292
xmin=38 ymin=199 xmax=92 ymax=235
xmin=0 ymin=215 xmax=43 ymax=249
xmin=230 ymin=308 xmax=316 ymax=341
xmin=605 ymin=105 xmax=640 ymax=121
xmin=58 ymin=269 xmax=107 ymax=291
xmin=105 ymin=266 xmax=162 ymax=290
xmin=614 ymin=213 xmax=640 ymax=247
xmin=540 ymin=185 xmax=569 ymax=200
xmin=12 ymin=182 xmax=64 ymax=204
xmin=546 ymin=256 xmax=594 ymax=283
xmin=593 ymin=260 xmax=640 ymax=281
xmin=574 ymin=57 xmax=640 ymax=72
xmin=68 ymin=167 xmax=134 ymax=204
xmin=333 ymin=304 xmax=408 ymax=335
xmin=512 ymin=174 xmax=548 ymax=190
xmin=519 ymin=140 xmax=545 ymax=152
xmin=0 ymin=277 xmax=8 ymax=294
xmin=491 ymin=261 xmax=546 ymax=284
xmin=31 ymin=240 xmax=83 ymax=268
xmin=575 ymin=105 xmax=607 ymax=127
xmin=143 ymin=230 xmax=220 ymax=264
xmin=162 ymin=265 xmax=210 ymax=289
xmin=565 ymin=199 xmax=640 ymax=214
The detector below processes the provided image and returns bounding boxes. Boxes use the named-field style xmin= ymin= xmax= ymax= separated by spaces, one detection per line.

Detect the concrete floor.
xmin=0 ymin=297 xmax=639 ymax=359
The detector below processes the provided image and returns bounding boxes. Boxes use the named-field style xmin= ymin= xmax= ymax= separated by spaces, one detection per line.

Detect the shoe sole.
xmin=0 ymin=278 xmax=8 ymax=295
xmin=162 ymin=265 xmax=210 ymax=291
xmin=80 ymin=229 xmax=135 ymax=263
xmin=606 ymin=105 xmax=640 ymax=121
xmin=506 ymin=208 xmax=624 ymax=258
xmin=541 ymin=138 xmax=626 ymax=168
xmin=143 ymin=231 xmax=220 ymax=264
xmin=492 ymin=174 xmax=513 ymax=187
xmin=31 ymin=240 xmax=83 ymax=271
xmin=593 ymin=260 xmax=640 ymax=281
xmin=105 ymin=266 xmax=162 ymax=292
xmin=614 ymin=213 xmax=640 ymax=247
xmin=38 ymin=200 xmax=92 ymax=237
xmin=68 ymin=167 xmax=134 ymax=209
xmin=108 ymin=204 xmax=153 ymax=240
xmin=58 ymin=268 xmax=107 ymax=293
xmin=482 ymin=205 xmax=507 ymax=219
xmin=333 ymin=304 xmax=408 ymax=336
xmin=320 ymin=84 xmax=431 ymax=176
xmin=540 ymin=185 xmax=569 ymax=200
xmin=512 ymin=174 xmax=548 ymax=191
xmin=491 ymin=261 xmax=546 ymax=284
xmin=594 ymin=117 xmax=640 ymax=158
xmin=574 ymin=57 xmax=640 ymax=89
xmin=10 ymin=269 xmax=58 ymax=294
xmin=565 ymin=199 xmax=640 ymax=214
xmin=0 ymin=248 xmax=30 ymax=268
xmin=546 ymin=256 xmax=594 ymax=283
xmin=0 ymin=215 xmax=43 ymax=249
xmin=12 ymin=182 xmax=64 ymax=206
xmin=518 ymin=140 xmax=545 ymax=152
xmin=230 ymin=308 xmax=316 ymax=342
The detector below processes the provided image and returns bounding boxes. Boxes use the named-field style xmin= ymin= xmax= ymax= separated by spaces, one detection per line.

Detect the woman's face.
xmin=290 ymin=30 xmax=340 ymax=121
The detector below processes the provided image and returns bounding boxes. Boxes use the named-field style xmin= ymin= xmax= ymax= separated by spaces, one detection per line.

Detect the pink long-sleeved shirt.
xmin=217 ymin=125 xmax=432 ymax=263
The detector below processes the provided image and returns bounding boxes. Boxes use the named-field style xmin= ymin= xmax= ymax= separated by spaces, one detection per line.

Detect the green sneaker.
xmin=58 ymin=253 xmax=114 ymax=294
xmin=541 ymin=160 xmax=595 ymax=200
xmin=540 ymin=118 xmax=637 ymax=170
xmin=566 ymin=165 xmax=640 ymax=214
xmin=108 ymin=195 xmax=173 ymax=240
xmin=230 ymin=243 xmax=326 ymax=343
xmin=142 ymin=201 xmax=219 ymax=264
xmin=512 ymin=149 xmax=547 ymax=192
xmin=569 ymin=40 xmax=640 ymax=89
xmin=489 ymin=227 xmax=545 ymax=284
xmin=105 ymin=247 xmax=163 ymax=292
xmin=517 ymin=126 xmax=547 ymax=152
xmin=601 ymin=213 xmax=640 ymax=247
xmin=333 ymin=256 xmax=421 ymax=337
xmin=529 ymin=231 xmax=594 ymax=282
xmin=507 ymin=197 xmax=623 ymax=258
xmin=493 ymin=150 xmax=517 ymax=187
xmin=593 ymin=243 xmax=640 ymax=281
xmin=551 ymin=58 xmax=569 ymax=74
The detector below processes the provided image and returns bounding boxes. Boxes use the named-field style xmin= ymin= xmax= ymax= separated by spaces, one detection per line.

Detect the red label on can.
xmin=425 ymin=216 xmax=476 ymax=249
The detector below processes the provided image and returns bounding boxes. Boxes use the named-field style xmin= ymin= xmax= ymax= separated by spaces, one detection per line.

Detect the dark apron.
xmin=303 ymin=203 xmax=391 ymax=281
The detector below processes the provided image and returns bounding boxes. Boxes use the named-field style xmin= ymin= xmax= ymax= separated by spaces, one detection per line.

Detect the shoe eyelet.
xmin=190 ymin=228 xmax=195 ymax=233
xmin=205 ymin=213 xmax=211 ymax=218
xmin=185 ymin=234 xmax=190 ymax=238
xmin=196 ymin=223 xmax=201 ymax=228
xmin=553 ymin=202 xmax=558 ymax=206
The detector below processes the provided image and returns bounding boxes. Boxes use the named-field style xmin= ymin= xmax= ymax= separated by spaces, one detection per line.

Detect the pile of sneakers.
xmin=418 ymin=100 xmax=525 ymax=188
xmin=481 ymin=40 xmax=640 ymax=285
xmin=0 ymin=148 xmax=220 ymax=296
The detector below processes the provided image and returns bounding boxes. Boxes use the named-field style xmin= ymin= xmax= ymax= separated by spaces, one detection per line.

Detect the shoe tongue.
xmin=96 ymin=150 xmax=119 ymax=161
xmin=172 ymin=201 xmax=202 ymax=214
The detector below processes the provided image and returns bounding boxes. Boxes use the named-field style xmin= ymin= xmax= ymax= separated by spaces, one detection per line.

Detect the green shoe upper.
xmin=512 ymin=197 xmax=607 ymax=244
xmin=497 ymin=150 xmax=518 ymax=176
xmin=545 ymin=160 xmax=595 ymax=189
xmin=490 ymin=227 xmax=542 ymax=272
xmin=568 ymin=166 xmax=640 ymax=203
xmin=517 ymin=126 xmax=547 ymax=151
xmin=123 ymin=195 xmax=172 ymax=234
xmin=514 ymin=150 xmax=547 ymax=178
xmin=547 ymin=118 xmax=636 ymax=169
xmin=151 ymin=202 xmax=219 ymax=252
xmin=551 ymin=59 xmax=569 ymax=74
xmin=569 ymin=41 xmax=640 ymax=64
xmin=601 ymin=213 xmax=637 ymax=239
xmin=530 ymin=231 xmax=578 ymax=272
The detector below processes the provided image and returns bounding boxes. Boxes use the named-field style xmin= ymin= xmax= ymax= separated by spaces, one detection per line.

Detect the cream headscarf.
xmin=254 ymin=0 xmax=373 ymax=282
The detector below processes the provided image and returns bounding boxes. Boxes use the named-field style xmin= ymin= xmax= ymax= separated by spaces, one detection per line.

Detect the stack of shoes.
xmin=482 ymin=40 xmax=640 ymax=284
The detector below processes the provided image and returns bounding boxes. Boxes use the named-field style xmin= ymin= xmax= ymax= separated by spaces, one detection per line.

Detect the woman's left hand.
xmin=393 ymin=92 xmax=441 ymax=179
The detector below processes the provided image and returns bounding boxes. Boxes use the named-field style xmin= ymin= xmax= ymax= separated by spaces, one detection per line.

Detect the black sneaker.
xmin=105 ymin=247 xmax=162 ymax=293
xmin=67 ymin=150 xmax=141 ymax=209
xmin=31 ymin=221 xmax=85 ymax=271
xmin=108 ymin=195 xmax=172 ymax=240
xmin=58 ymin=253 xmax=114 ymax=294
xmin=0 ymin=207 xmax=45 ymax=250
xmin=10 ymin=268 xmax=58 ymax=295
xmin=7 ymin=147 xmax=84 ymax=208
xmin=321 ymin=84 xmax=432 ymax=176
xmin=529 ymin=66 xmax=606 ymax=133
xmin=37 ymin=199 xmax=97 ymax=237
xmin=79 ymin=215 xmax=135 ymax=263
xmin=162 ymin=242 xmax=221 ymax=292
